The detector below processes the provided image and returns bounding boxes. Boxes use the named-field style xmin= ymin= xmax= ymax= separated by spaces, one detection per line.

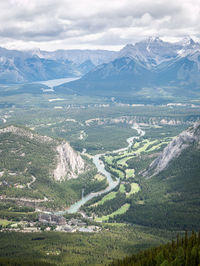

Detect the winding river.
xmin=39 ymin=77 xmax=145 ymax=214
xmin=56 ymin=154 xmax=119 ymax=215
xmin=56 ymin=123 xmax=145 ymax=215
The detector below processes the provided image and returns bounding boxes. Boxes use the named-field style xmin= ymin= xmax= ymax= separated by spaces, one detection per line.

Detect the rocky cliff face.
xmin=0 ymin=125 xmax=85 ymax=182
xmin=53 ymin=142 xmax=85 ymax=181
xmin=85 ymin=116 xmax=197 ymax=127
xmin=144 ymin=121 xmax=200 ymax=177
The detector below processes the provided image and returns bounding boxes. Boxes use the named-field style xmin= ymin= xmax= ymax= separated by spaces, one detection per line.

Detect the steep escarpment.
xmin=0 ymin=125 xmax=85 ymax=182
xmin=84 ymin=114 xmax=200 ymax=127
xmin=118 ymin=121 xmax=200 ymax=230
xmin=144 ymin=121 xmax=200 ymax=177
xmin=0 ymin=125 xmax=87 ymax=208
xmin=53 ymin=142 xmax=85 ymax=181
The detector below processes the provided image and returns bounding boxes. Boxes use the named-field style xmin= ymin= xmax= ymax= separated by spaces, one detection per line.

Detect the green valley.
xmin=0 ymin=81 xmax=200 ymax=265
xmin=1 ymin=8 xmax=200 ymax=265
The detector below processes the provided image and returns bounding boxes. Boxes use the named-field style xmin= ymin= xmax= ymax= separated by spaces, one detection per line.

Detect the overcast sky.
xmin=1 ymin=0 xmax=200 ymax=51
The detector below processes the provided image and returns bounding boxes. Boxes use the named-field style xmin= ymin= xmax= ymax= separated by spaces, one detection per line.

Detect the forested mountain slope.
xmin=111 ymin=231 xmax=200 ymax=266
xmin=145 ymin=121 xmax=200 ymax=176
xmin=62 ymin=38 xmax=200 ymax=103
xmin=0 ymin=125 xmax=105 ymax=209
xmin=114 ymin=122 xmax=200 ymax=230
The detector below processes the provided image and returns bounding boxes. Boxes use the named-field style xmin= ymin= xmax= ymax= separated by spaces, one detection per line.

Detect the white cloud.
xmin=0 ymin=0 xmax=200 ymax=51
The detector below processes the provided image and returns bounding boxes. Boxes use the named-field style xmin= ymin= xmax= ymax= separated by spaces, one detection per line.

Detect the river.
xmin=114 ymin=124 xmax=145 ymax=153
xmin=42 ymin=77 xmax=145 ymax=214
xmin=55 ymin=123 xmax=145 ymax=215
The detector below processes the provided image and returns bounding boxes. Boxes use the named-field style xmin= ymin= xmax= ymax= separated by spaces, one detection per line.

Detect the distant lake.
xmin=35 ymin=77 xmax=81 ymax=87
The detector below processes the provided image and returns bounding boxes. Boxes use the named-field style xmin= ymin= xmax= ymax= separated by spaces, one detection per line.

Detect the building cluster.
xmin=38 ymin=213 xmax=100 ymax=233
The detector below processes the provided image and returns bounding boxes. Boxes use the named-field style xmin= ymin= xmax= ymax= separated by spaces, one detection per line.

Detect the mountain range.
xmin=0 ymin=46 xmax=115 ymax=83
xmin=58 ymin=37 xmax=200 ymax=103
xmin=1 ymin=37 xmax=200 ymax=103
xmin=0 ymin=37 xmax=199 ymax=82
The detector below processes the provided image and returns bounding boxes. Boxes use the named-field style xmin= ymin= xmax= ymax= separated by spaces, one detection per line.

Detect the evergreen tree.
xmin=111 ymin=231 xmax=200 ymax=266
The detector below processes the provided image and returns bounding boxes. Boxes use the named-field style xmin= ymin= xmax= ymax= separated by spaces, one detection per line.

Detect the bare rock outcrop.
xmin=144 ymin=121 xmax=200 ymax=177
xmin=0 ymin=125 xmax=85 ymax=182
xmin=53 ymin=142 xmax=85 ymax=181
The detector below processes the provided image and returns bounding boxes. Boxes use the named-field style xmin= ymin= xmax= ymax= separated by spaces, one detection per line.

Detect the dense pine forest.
xmin=0 ymin=231 xmax=199 ymax=265
xmin=111 ymin=231 xmax=200 ymax=266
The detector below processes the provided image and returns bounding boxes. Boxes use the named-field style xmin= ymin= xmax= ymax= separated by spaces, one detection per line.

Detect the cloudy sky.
xmin=1 ymin=0 xmax=200 ymax=51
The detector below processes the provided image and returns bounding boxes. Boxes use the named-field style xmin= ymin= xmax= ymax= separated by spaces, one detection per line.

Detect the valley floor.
xmin=0 ymin=82 xmax=200 ymax=265
xmin=0 ymin=224 xmax=179 ymax=266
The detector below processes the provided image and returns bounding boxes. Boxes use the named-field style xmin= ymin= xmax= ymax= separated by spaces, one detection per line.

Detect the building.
xmin=38 ymin=213 xmax=66 ymax=225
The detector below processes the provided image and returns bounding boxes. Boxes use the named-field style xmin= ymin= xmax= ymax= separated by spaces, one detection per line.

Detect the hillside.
xmin=114 ymin=122 xmax=200 ymax=230
xmin=144 ymin=121 xmax=200 ymax=176
xmin=0 ymin=125 xmax=105 ymax=209
xmin=56 ymin=57 xmax=153 ymax=96
xmin=111 ymin=231 xmax=200 ymax=266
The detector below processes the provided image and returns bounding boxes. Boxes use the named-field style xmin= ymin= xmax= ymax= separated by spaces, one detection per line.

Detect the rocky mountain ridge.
xmin=0 ymin=47 xmax=116 ymax=83
xmin=0 ymin=125 xmax=85 ymax=181
xmin=1 ymin=36 xmax=200 ymax=84
xmin=60 ymin=36 xmax=200 ymax=101
xmin=36 ymin=49 xmax=116 ymax=65
xmin=118 ymin=37 xmax=200 ymax=68
xmin=144 ymin=121 xmax=200 ymax=177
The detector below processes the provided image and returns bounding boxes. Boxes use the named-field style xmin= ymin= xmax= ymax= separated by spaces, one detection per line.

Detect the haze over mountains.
xmin=1 ymin=36 xmax=200 ymax=87
xmin=0 ymin=46 xmax=116 ymax=83
xmin=61 ymin=37 xmax=200 ymax=102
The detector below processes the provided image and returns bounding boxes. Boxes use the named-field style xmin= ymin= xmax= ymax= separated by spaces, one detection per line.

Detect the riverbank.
xmin=55 ymin=123 xmax=145 ymax=215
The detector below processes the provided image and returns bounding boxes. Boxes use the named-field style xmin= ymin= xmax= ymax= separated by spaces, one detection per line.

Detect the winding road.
xmin=27 ymin=175 xmax=36 ymax=189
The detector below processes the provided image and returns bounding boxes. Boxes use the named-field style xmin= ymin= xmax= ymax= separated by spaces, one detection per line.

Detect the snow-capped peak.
xmin=180 ymin=36 xmax=195 ymax=46
xmin=146 ymin=36 xmax=162 ymax=44
xmin=30 ymin=48 xmax=43 ymax=58
xmin=177 ymin=37 xmax=200 ymax=58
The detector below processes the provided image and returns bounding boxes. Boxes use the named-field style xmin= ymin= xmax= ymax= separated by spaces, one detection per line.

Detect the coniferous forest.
xmin=111 ymin=231 xmax=200 ymax=266
xmin=1 ymin=2 xmax=200 ymax=264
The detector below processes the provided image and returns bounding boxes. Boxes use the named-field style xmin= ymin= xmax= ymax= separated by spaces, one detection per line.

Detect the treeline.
xmin=0 ymin=210 xmax=38 ymax=223
xmin=126 ymin=155 xmax=154 ymax=175
xmin=0 ymin=202 xmax=34 ymax=213
xmin=0 ymin=202 xmax=37 ymax=223
xmin=111 ymin=231 xmax=200 ymax=266
xmin=101 ymin=156 xmax=126 ymax=180
xmin=81 ymin=182 xmax=121 ymax=209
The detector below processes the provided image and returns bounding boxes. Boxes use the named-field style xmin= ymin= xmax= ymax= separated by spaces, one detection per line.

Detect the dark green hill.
xmin=55 ymin=57 xmax=153 ymax=97
xmin=111 ymin=231 xmax=200 ymax=266
xmin=112 ymin=122 xmax=200 ymax=230
xmin=0 ymin=125 xmax=106 ymax=210
xmin=56 ymin=53 xmax=200 ymax=104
